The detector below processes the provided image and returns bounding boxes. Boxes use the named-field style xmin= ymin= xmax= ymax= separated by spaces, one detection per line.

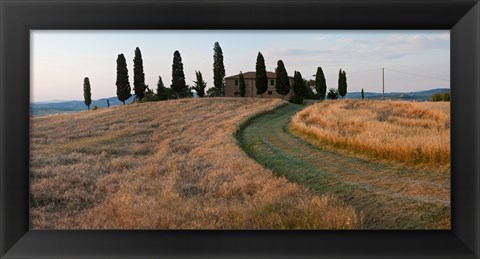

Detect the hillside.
xmin=30 ymin=98 xmax=359 ymax=229
xmin=291 ymin=100 xmax=450 ymax=167
xmin=345 ymin=88 xmax=450 ymax=100
xmin=238 ymin=101 xmax=450 ymax=229
xmin=31 ymin=95 xmax=136 ymax=116
xmin=30 ymin=88 xmax=450 ymax=116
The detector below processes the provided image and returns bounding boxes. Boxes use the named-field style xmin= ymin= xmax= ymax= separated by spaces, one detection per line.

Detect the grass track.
xmin=237 ymin=103 xmax=450 ymax=229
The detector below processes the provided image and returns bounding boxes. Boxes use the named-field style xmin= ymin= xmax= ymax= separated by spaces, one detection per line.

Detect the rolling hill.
xmin=31 ymin=95 xmax=136 ymax=116
xmin=30 ymin=98 xmax=359 ymax=229
xmin=345 ymin=88 xmax=450 ymax=100
xmin=31 ymin=88 xmax=450 ymax=116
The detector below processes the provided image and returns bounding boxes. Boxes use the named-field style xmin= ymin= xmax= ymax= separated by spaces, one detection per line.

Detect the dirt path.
xmin=237 ymin=103 xmax=450 ymax=229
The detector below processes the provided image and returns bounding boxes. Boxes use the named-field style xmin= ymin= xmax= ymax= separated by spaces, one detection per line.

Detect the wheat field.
xmin=30 ymin=98 xmax=360 ymax=229
xmin=290 ymin=100 xmax=450 ymax=168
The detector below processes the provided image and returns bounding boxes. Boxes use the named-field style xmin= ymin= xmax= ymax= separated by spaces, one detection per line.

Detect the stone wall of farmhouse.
xmin=225 ymin=78 xmax=293 ymax=100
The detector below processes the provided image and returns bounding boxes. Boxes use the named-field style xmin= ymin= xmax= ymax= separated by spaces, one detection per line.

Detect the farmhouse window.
xmin=270 ymin=79 xmax=275 ymax=85
xmin=234 ymin=79 xmax=239 ymax=86
xmin=268 ymin=91 xmax=273 ymax=95
xmin=234 ymin=91 xmax=239 ymax=96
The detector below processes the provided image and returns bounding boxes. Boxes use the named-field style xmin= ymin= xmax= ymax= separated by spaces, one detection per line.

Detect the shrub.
xmin=206 ymin=87 xmax=219 ymax=97
xmin=142 ymin=88 xmax=159 ymax=102
xmin=432 ymin=92 xmax=450 ymax=102
xmin=92 ymin=106 xmax=100 ymax=110
xmin=289 ymin=95 xmax=304 ymax=104
xmin=443 ymin=93 xmax=451 ymax=101
xmin=432 ymin=93 xmax=442 ymax=102
xmin=327 ymin=88 xmax=339 ymax=100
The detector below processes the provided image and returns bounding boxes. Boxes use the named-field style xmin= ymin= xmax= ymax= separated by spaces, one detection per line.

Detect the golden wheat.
xmin=30 ymin=98 xmax=360 ymax=229
xmin=290 ymin=100 xmax=450 ymax=167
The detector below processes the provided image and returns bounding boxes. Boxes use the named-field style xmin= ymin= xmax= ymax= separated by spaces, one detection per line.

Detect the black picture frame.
xmin=1 ymin=0 xmax=479 ymax=258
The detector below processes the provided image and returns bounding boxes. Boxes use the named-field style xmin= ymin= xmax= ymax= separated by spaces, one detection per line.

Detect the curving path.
xmin=237 ymin=103 xmax=450 ymax=229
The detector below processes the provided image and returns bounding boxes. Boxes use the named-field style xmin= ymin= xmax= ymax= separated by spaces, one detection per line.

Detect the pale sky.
xmin=31 ymin=30 xmax=450 ymax=102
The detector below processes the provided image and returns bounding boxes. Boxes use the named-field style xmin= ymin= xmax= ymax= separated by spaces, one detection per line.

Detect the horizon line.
xmin=32 ymin=87 xmax=450 ymax=103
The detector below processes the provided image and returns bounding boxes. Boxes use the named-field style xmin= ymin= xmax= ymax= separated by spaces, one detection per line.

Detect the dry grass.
xmin=290 ymin=100 xmax=450 ymax=168
xmin=239 ymin=104 xmax=450 ymax=229
xmin=30 ymin=98 xmax=360 ymax=229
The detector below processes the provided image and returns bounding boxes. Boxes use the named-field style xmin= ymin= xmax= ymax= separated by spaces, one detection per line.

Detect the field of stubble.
xmin=30 ymin=98 xmax=360 ymax=229
xmin=291 ymin=100 xmax=450 ymax=169
xmin=239 ymin=101 xmax=450 ymax=229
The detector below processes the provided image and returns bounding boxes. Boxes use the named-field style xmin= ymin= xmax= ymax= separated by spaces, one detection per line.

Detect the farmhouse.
xmin=225 ymin=71 xmax=294 ymax=99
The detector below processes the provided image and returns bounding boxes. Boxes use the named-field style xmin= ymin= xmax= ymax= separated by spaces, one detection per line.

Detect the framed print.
xmin=1 ymin=0 xmax=479 ymax=258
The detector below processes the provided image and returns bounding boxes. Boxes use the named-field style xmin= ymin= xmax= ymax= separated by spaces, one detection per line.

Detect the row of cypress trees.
xmin=113 ymin=43 xmax=226 ymax=105
xmin=83 ymin=44 xmax=348 ymax=110
xmin=85 ymin=42 xmax=226 ymax=110
xmin=326 ymin=69 xmax=348 ymax=100
xmin=115 ymin=48 xmax=191 ymax=104
xmin=249 ymin=52 xmax=347 ymax=100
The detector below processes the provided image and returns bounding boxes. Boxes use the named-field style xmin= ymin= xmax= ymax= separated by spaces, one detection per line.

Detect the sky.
xmin=31 ymin=30 xmax=450 ymax=102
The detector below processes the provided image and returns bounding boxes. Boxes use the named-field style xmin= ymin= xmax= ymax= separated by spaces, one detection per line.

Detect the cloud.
xmin=264 ymin=32 xmax=449 ymax=63
xmin=336 ymin=38 xmax=353 ymax=43
xmin=382 ymin=33 xmax=449 ymax=50
xmin=314 ymin=35 xmax=329 ymax=41
xmin=265 ymin=48 xmax=331 ymax=56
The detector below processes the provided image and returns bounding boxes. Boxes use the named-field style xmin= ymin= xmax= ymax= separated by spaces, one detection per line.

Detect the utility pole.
xmin=382 ymin=68 xmax=385 ymax=100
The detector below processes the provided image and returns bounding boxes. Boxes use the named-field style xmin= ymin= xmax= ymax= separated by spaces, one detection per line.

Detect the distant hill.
xmin=345 ymin=88 xmax=450 ymax=101
xmin=31 ymin=88 xmax=450 ymax=116
xmin=31 ymin=96 xmax=136 ymax=116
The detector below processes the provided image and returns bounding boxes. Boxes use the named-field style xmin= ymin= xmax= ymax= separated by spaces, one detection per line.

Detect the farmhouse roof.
xmin=225 ymin=71 xmax=293 ymax=80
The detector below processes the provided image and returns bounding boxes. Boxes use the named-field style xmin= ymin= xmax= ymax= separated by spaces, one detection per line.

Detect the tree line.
xmin=83 ymin=42 xmax=226 ymax=110
xmin=432 ymin=92 xmax=450 ymax=102
xmin=234 ymin=52 xmax=347 ymax=103
xmin=115 ymin=44 xmax=226 ymax=103
xmin=246 ymin=52 xmax=348 ymax=103
xmin=82 ymin=42 xmax=349 ymax=110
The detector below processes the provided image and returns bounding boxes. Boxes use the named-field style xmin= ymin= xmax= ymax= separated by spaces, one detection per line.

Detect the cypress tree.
xmin=133 ymin=47 xmax=147 ymax=101
xmin=293 ymin=71 xmax=305 ymax=97
xmin=171 ymin=50 xmax=190 ymax=98
xmin=275 ymin=60 xmax=290 ymax=99
xmin=304 ymin=79 xmax=317 ymax=99
xmin=239 ymin=71 xmax=246 ymax=97
xmin=192 ymin=71 xmax=207 ymax=97
xmin=83 ymin=77 xmax=91 ymax=110
xmin=116 ymin=54 xmax=131 ymax=105
xmin=361 ymin=88 xmax=364 ymax=100
xmin=315 ymin=67 xmax=327 ymax=100
xmin=255 ymin=52 xmax=268 ymax=97
xmin=107 ymin=99 xmax=110 ymax=107
xmin=213 ymin=42 xmax=225 ymax=96
xmin=338 ymin=69 xmax=348 ymax=99
xmin=338 ymin=69 xmax=342 ymax=96
xmin=156 ymin=76 xmax=168 ymax=100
